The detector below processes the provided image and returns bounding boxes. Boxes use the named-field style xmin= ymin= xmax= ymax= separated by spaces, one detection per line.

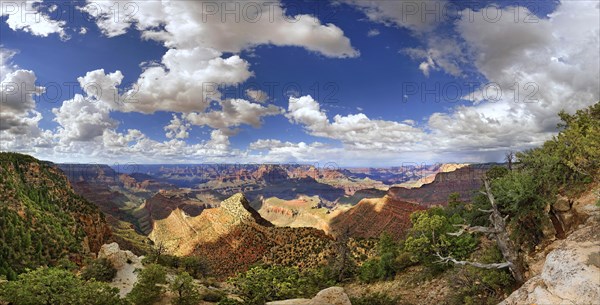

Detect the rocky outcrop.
xmin=147 ymin=193 xmax=337 ymax=278
xmin=251 ymin=196 xmax=340 ymax=233
xmin=220 ymin=193 xmax=273 ymax=226
xmin=59 ymin=164 xmax=120 ymax=186
xmin=395 ymin=163 xmax=469 ymax=188
xmin=118 ymin=173 xmax=171 ymax=192
xmin=500 ymin=225 xmax=600 ymax=304
xmin=98 ymin=242 xmax=141 ymax=269
xmin=501 ymin=186 xmax=600 ymax=305
xmin=337 ymin=188 xmax=387 ymax=206
xmin=98 ymin=243 xmax=144 ymax=297
xmin=266 ymin=287 xmax=352 ymax=305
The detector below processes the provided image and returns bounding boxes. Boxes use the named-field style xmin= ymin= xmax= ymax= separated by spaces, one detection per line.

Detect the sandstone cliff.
xmin=251 ymin=195 xmax=343 ymax=233
xmin=387 ymin=164 xmax=491 ymax=207
xmin=329 ymin=196 xmax=425 ymax=239
xmin=147 ymin=193 xmax=338 ymax=278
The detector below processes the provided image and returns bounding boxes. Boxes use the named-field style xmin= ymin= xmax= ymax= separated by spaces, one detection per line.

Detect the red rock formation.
xmin=253 ymin=165 xmax=290 ymax=182
xmin=330 ymin=196 xmax=425 ymax=240
xmin=387 ymin=165 xmax=489 ymax=207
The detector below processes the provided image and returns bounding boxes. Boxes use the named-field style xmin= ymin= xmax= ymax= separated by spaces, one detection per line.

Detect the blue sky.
xmin=1 ymin=0 xmax=598 ymax=166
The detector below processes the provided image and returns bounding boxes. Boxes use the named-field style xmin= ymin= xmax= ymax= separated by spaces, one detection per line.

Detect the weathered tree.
xmin=439 ymin=180 xmax=525 ymax=284
xmin=505 ymin=151 xmax=515 ymax=171
xmin=331 ymin=225 xmax=352 ymax=282
xmin=151 ymin=241 xmax=166 ymax=263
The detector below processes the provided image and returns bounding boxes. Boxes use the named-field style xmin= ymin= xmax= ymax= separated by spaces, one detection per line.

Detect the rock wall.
xmin=329 ymin=196 xmax=425 ymax=239
xmin=387 ymin=165 xmax=490 ymax=206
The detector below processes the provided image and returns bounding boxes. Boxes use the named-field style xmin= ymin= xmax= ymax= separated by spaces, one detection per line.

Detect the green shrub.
xmin=358 ymin=258 xmax=381 ymax=283
xmin=180 ymin=256 xmax=210 ymax=278
xmin=228 ymin=265 xmax=321 ymax=305
xmin=218 ymin=297 xmax=243 ymax=305
xmin=393 ymin=251 xmax=415 ymax=272
xmin=127 ymin=264 xmax=167 ymax=305
xmin=404 ymin=210 xmax=477 ymax=267
xmin=0 ymin=267 xmax=124 ymax=305
xmin=56 ymin=257 xmax=78 ymax=271
xmin=144 ymin=254 xmax=210 ymax=279
xmin=301 ymin=265 xmax=337 ymax=290
xmin=81 ymin=258 xmax=117 ymax=282
xmin=202 ymin=289 xmax=225 ymax=302
xmin=170 ymin=271 xmax=202 ymax=305
xmin=449 ymin=246 xmax=514 ymax=305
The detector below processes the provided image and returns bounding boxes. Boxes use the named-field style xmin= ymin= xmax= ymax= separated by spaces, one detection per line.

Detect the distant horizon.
xmin=1 ymin=149 xmax=507 ymax=169
xmin=1 ymin=153 xmax=510 ymax=168
xmin=53 ymin=156 xmax=501 ymax=170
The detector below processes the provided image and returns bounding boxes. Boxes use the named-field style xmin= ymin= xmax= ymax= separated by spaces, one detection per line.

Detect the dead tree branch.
xmin=447 ymin=224 xmax=499 ymax=236
xmin=436 ymin=252 xmax=512 ymax=269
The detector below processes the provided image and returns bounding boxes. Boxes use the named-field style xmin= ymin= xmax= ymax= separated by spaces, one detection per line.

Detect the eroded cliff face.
xmin=251 ymin=196 xmax=342 ymax=233
xmin=147 ymin=193 xmax=339 ymax=278
xmin=500 ymin=186 xmax=600 ymax=305
xmin=387 ymin=165 xmax=490 ymax=207
xmin=329 ymin=196 xmax=425 ymax=239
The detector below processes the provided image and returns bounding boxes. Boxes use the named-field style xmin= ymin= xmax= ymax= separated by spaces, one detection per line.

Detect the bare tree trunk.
xmin=334 ymin=226 xmax=351 ymax=282
xmin=483 ymin=180 xmax=525 ymax=284
xmin=505 ymin=151 xmax=514 ymax=171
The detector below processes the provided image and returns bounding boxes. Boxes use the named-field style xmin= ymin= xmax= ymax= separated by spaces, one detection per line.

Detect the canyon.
xmin=50 ymin=161 xmax=493 ymax=279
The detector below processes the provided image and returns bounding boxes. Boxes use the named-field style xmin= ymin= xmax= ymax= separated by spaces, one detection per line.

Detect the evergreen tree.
xmin=169 ymin=272 xmax=202 ymax=305
xmin=127 ymin=264 xmax=167 ymax=305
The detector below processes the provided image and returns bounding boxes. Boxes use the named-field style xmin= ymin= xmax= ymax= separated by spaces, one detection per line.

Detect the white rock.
xmin=97 ymin=242 xmax=144 ymax=297
xmin=310 ymin=287 xmax=352 ymax=305
xmin=266 ymin=287 xmax=351 ymax=305
xmin=500 ymin=238 xmax=600 ymax=305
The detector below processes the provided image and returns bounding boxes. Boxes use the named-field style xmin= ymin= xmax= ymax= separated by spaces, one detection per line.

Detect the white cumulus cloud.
xmin=286 ymin=95 xmax=427 ymax=151
xmin=82 ymin=0 xmax=358 ymax=58
xmin=2 ymin=0 xmax=67 ymax=39
xmin=185 ymin=98 xmax=283 ymax=135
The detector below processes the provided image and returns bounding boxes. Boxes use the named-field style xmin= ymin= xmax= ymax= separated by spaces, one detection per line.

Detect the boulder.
xmin=97 ymin=242 xmax=139 ymax=269
xmin=557 ymin=210 xmax=576 ymax=232
xmin=267 ymin=287 xmax=352 ymax=305
xmin=311 ymin=287 xmax=352 ymax=305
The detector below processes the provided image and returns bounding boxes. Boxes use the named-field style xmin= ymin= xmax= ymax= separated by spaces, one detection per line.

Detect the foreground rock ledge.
xmin=500 ymin=216 xmax=600 ymax=305
xmin=266 ymin=287 xmax=352 ymax=305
